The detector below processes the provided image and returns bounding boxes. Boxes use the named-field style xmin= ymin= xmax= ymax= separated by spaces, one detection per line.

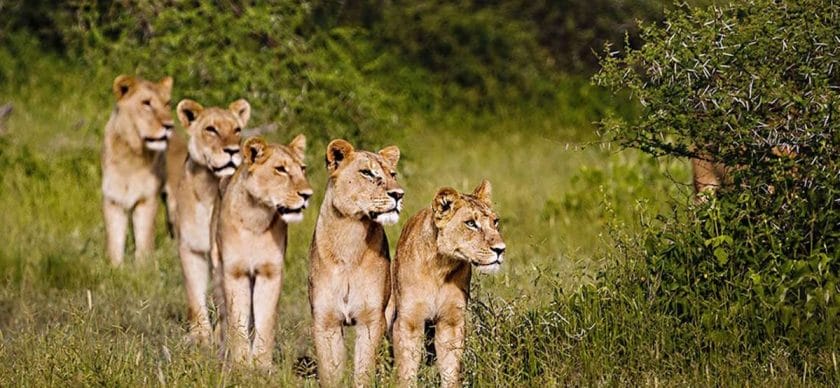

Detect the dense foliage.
xmin=597 ymin=0 xmax=840 ymax=346
xmin=3 ymin=1 xmax=550 ymax=136
xmin=0 ymin=0 xmax=706 ymax=141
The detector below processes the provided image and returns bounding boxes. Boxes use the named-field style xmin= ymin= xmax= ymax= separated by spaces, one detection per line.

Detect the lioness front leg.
xmin=179 ymin=247 xmax=212 ymax=343
xmin=103 ymin=199 xmax=129 ymax=266
xmin=393 ymin=314 xmax=425 ymax=387
xmin=132 ymin=196 xmax=158 ymax=261
xmin=224 ymin=270 xmax=252 ymax=364
xmin=353 ymin=313 xmax=385 ymax=387
xmin=434 ymin=318 xmax=466 ymax=388
xmin=313 ymin=315 xmax=346 ymax=387
xmin=251 ymin=269 xmax=283 ymax=367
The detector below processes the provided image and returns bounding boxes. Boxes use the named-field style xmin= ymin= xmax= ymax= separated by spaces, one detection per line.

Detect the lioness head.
xmin=112 ymin=75 xmax=174 ymax=151
xmin=432 ymin=180 xmax=506 ymax=274
xmin=240 ymin=135 xmax=313 ymax=223
xmin=324 ymin=139 xmax=404 ymax=225
xmin=177 ymin=99 xmax=250 ymax=177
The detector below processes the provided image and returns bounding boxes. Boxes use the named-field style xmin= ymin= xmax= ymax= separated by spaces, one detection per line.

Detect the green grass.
xmin=3 ymin=57 xmax=834 ymax=386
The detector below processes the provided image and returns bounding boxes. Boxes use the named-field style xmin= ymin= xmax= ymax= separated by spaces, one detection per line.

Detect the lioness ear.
xmin=326 ymin=139 xmax=354 ymax=172
xmin=176 ymin=99 xmax=204 ymax=128
xmin=378 ymin=146 xmax=400 ymax=168
xmin=229 ymin=99 xmax=251 ymax=127
xmin=433 ymin=187 xmax=461 ymax=227
xmin=112 ymin=75 xmax=136 ymax=100
xmin=243 ymin=137 xmax=268 ymax=166
xmin=472 ymin=179 xmax=492 ymax=205
xmin=158 ymin=76 xmax=173 ymax=96
xmin=288 ymin=134 xmax=306 ymax=161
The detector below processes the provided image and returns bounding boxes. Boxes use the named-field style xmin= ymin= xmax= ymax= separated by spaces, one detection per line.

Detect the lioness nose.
xmin=223 ymin=146 xmax=240 ymax=156
xmin=491 ymin=245 xmax=506 ymax=257
xmin=387 ymin=190 xmax=404 ymax=201
xmin=298 ymin=190 xmax=313 ymax=201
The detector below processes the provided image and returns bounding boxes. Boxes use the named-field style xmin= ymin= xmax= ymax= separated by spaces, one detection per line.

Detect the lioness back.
xmin=691 ymin=145 xmax=795 ymax=203
xmin=163 ymin=130 xmax=188 ymax=237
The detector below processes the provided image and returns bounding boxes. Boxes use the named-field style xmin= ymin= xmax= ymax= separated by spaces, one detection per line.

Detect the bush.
xmin=2 ymin=0 xmax=679 ymax=127
xmin=1 ymin=0 xmax=575 ymax=135
xmin=596 ymin=0 xmax=840 ymax=346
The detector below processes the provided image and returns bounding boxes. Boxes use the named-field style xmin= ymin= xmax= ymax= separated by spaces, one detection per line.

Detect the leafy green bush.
xmin=2 ymin=0 xmax=674 ymax=128
xmin=596 ymin=0 xmax=840 ymax=345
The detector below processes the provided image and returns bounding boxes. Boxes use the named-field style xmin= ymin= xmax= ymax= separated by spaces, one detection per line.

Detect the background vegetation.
xmin=1 ymin=0 xmax=837 ymax=385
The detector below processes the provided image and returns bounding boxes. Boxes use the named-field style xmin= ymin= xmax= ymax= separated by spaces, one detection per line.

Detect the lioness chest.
xmin=312 ymin=255 xmax=389 ymax=325
xmin=220 ymin=225 xmax=286 ymax=276
xmin=398 ymin=271 xmax=469 ymax=323
xmin=101 ymin=153 xmax=165 ymax=208
xmin=179 ymin=198 xmax=215 ymax=252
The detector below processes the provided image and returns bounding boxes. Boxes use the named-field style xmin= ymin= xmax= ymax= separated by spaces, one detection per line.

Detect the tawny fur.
xmin=391 ymin=180 xmax=506 ymax=388
xmin=691 ymin=145 xmax=796 ymax=203
xmin=101 ymin=75 xmax=174 ymax=266
xmin=163 ymin=130 xmax=188 ymax=238
xmin=308 ymin=139 xmax=404 ymax=387
xmin=691 ymin=154 xmax=730 ymax=199
xmin=214 ymin=135 xmax=312 ymax=367
xmin=173 ymin=98 xmax=249 ymax=344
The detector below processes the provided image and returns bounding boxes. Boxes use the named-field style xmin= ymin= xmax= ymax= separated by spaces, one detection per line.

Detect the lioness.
xmin=691 ymin=145 xmax=796 ymax=202
xmin=309 ymin=139 xmax=404 ymax=387
xmin=101 ymin=75 xmax=174 ymax=266
xmin=391 ymin=180 xmax=506 ymax=388
xmin=215 ymin=135 xmax=313 ymax=367
xmin=173 ymin=98 xmax=249 ymax=343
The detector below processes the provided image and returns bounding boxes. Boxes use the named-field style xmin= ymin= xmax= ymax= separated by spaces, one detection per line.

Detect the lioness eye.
xmin=164 ymin=100 xmax=171 ymax=108
xmin=275 ymin=166 xmax=287 ymax=174
xmin=301 ymin=165 xmax=307 ymax=173
xmin=234 ymin=127 xmax=242 ymax=134
xmin=142 ymin=99 xmax=152 ymax=106
xmin=360 ymin=169 xmax=375 ymax=178
xmin=494 ymin=218 xmax=500 ymax=228
xmin=465 ymin=220 xmax=478 ymax=230
xmin=390 ymin=171 xmax=397 ymax=178
xmin=205 ymin=126 xmax=218 ymax=134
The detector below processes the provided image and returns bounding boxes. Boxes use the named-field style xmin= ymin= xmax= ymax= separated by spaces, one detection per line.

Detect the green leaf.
xmin=713 ymin=247 xmax=729 ymax=265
